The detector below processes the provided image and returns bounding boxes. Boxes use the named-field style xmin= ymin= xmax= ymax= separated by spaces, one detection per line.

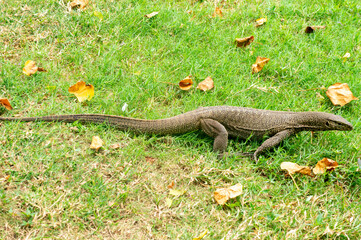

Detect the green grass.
xmin=0 ymin=0 xmax=361 ymax=239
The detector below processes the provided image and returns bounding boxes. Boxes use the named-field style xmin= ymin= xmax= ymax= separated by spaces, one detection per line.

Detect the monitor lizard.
xmin=0 ymin=106 xmax=353 ymax=161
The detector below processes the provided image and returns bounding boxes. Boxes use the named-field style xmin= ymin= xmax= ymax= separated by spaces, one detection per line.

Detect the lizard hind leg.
xmin=200 ymin=119 xmax=228 ymax=159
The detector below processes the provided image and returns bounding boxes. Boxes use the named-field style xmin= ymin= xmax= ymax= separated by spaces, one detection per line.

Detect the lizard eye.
xmin=325 ymin=121 xmax=330 ymax=127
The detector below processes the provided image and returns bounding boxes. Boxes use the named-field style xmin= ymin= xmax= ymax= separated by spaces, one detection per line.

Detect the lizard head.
xmin=298 ymin=112 xmax=353 ymax=131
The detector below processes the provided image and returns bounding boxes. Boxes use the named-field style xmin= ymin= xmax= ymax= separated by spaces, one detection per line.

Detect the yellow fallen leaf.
xmin=280 ymin=162 xmax=312 ymax=176
xmin=326 ymin=83 xmax=358 ymax=106
xmin=90 ymin=136 xmax=103 ymax=151
xmin=235 ymin=36 xmax=254 ymax=48
xmin=212 ymin=7 xmax=223 ymax=18
xmin=316 ymin=92 xmax=325 ymax=103
xmin=145 ymin=12 xmax=159 ymax=18
xmin=179 ymin=75 xmax=193 ymax=90
xmin=255 ymin=17 xmax=267 ymax=27
xmin=313 ymin=158 xmax=338 ymax=175
xmin=70 ymin=0 xmax=88 ymax=9
xmin=197 ymin=76 xmax=214 ymax=91
xmin=93 ymin=11 xmax=103 ymax=21
xmin=165 ymin=198 xmax=173 ymax=207
xmin=0 ymin=98 xmax=13 ymax=110
xmin=68 ymin=81 xmax=94 ymax=102
xmin=305 ymin=25 xmax=326 ymax=33
xmin=22 ymin=60 xmax=46 ymax=76
xmin=193 ymin=230 xmax=208 ymax=240
xmin=214 ymin=183 xmax=242 ymax=205
xmin=169 ymin=189 xmax=186 ymax=197
xmin=251 ymin=56 xmax=270 ymax=74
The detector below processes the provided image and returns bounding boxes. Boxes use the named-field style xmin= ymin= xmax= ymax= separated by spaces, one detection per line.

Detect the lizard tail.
xmin=0 ymin=113 xmax=201 ymax=135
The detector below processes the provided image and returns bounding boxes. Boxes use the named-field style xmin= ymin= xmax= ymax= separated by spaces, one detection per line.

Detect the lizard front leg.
xmin=253 ymin=129 xmax=295 ymax=163
xmin=200 ymin=119 xmax=228 ymax=159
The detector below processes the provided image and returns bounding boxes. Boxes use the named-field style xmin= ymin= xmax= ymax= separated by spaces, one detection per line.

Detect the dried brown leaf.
xmin=212 ymin=7 xmax=223 ymax=17
xmin=214 ymin=183 xmax=242 ymax=205
xmin=90 ymin=136 xmax=103 ymax=151
xmin=109 ymin=143 xmax=121 ymax=149
xmin=326 ymin=83 xmax=358 ymax=106
xmin=235 ymin=36 xmax=254 ymax=48
xmin=251 ymin=56 xmax=270 ymax=74
xmin=280 ymin=162 xmax=312 ymax=176
xmin=179 ymin=75 xmax=193 ymax=90
xmin=0 ymin=98 xmax=13 ymax=110
xmin=70 ymin=0 xmax=89 ymax=9
xmin=197 ymin=76 xmax=214 ymax=91
xmin=145 ymin=156 xmax=156 ymax=164
xmin=305 ymin=25 xmax=326 ymax=33
xmin=313 ymin=158 xmax=338 ymax=175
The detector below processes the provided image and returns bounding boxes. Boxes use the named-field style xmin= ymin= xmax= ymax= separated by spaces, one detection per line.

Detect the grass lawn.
xmin=1 ymin=0 xmax=360 ymax=239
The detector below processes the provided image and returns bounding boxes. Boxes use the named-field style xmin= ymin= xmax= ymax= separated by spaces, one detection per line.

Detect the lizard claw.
xmin=236 ymin=152 xmax=259 ymax=163
xmin=219 ymin=151 xmax=259 ymax=163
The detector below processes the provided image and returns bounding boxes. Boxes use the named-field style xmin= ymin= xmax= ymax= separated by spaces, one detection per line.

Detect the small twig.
xmin=160 ymin=82 xmax=177 ymax=85
xmin=297 ymin=87 xmax=326 ymax=92
xmin=289 ymin=174 xmax=300 ymax=190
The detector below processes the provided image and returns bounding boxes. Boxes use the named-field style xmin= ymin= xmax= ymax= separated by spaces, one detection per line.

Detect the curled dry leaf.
xmin=252 ymin=56 xmax=270 ymax=74
xmin=280 ymin=162 xmax=312 ymax=176
xmin=179 ymin=75 xmax=193 ymax=90
xmin=145 ymin=156 xmax=156 ymax=164
xmin=255 ymin=17 xmax=267 ymax=27
xmin=193 ymin=230 xmax=208 ymax=240
xmin=305 ymin=25 xmax=326 ymax=33
xmin=212 ymin=7 xmax=223 ymax=18
xmin=90 ymin=136 xmax=103 ymax=151
xmin=109 ymin=143 xmax=121 ymax=149
xmin=313 ymin=158 xmax=338 ymax=175
xmin=167 ymin=181 xmax=175 ymax=189
xmin=214 ymin=183 xmax=242 ymax=205
xmin=23 ymin=60 xmax=46 ymax=76
xmin=197 ymin=76 xmax=214 ymax=91
xmin=326 ymin=83 xmax=358 ymax=106
xmin=68 ymin=81 xmax=94 ymax=102
xmin=70 ymin=0 xmax=89 ymax=9
xmin=145 ymin=12 xmax=159 ymax=18
xmin=0 ymin=98 xmax=13 ymax=110
xmin=235 ymin=36 xmax=254 ymax=48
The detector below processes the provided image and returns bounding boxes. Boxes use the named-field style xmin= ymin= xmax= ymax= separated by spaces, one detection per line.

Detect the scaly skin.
xmin=0 ymin=106 xmax=353 ymax=161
